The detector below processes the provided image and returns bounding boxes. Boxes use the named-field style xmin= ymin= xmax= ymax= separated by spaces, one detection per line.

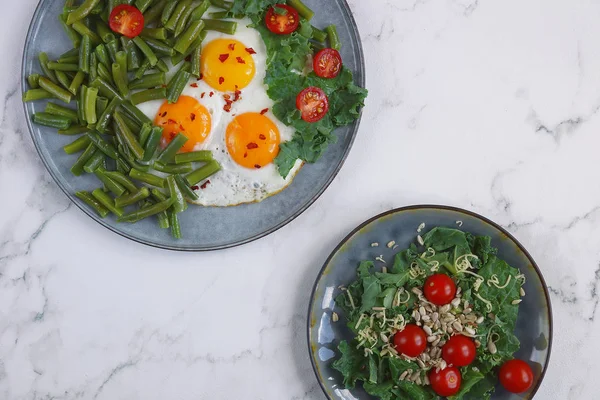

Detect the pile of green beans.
xmin=21 ymin=0 xmax=243 ymax=239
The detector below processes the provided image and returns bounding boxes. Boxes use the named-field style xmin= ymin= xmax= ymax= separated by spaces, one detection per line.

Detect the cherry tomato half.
xmin=265 ymin=4 xmax=299 ymax=35
xmin=296 ymin=86 xmax=329 ymax=122
xmin=313 ymin=48 xmax=343 ymax=79
xmin=442 ymin=335 xmax=476 ymax=367
xmin=109 ymin=5 xmax=144 ymax=38
xmin=424 ymin=274 xmax=457 ymax=306
xmin=393 ymin=324 xmax=427 ymax=358
xmin=499 ymin=359 xmax=534 ymax=393
xmin=429 ymin=366 xmax=462 ymax=397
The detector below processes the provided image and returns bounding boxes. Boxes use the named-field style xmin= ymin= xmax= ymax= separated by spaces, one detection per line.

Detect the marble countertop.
xmin=1 ymin=0 xmax=599 ymax=399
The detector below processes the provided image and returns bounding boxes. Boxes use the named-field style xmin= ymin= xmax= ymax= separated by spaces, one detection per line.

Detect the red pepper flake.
xmin=168 ymin=119 xmax=177 ymax=125
xmin=198 ymin=73 xmax=203 ymax=80
xmin=223 ymin=94 xmax=231 ymax=100
xmin=201 ymin=92 xmax=205 ymax=98
xmin=219 ymin=54 xmax=229 ymax=63
xmin=218 ymin=77 xmax=225 ymax=85
xmin=209 ymin=92 xmax=214 ymax=97
xmin=161 ymin=111 xmax=168 ymax=117
xmin=191 ymin=185 xmax=199 ymax=190
xmin=254 ymin=164 xmax=261 ymax=169
xmin=185 ymin=55 xmax=191 ymax=62
xmin=169 ymin=132 xmax=176 ymax=140
xmin=245 ymin=47 xmax=256 ymax=55
xmin=190 ymin=113 xmax=196 ymax=121
xmin=260 ymin=108 xmax=268 ymax=115
xmin=179 ymin=124 xmax=185 ymax=131
xmin=224 ymin=103 xmax=232 ymax=112
xmin=259 ymin=134 xmax=266 ymax=140
xmin=246 ymin=142 xmax=258 ymax=149
xmin=243 ymin=152 xmax=248 ymax=158
xmin=236 ymin=57 xmax=246 ymax=64
xmin=200 ymin=180 xmax=211 ymax=189
xmin=234 ymin=89 xmax=242 ymax=101
xmin=190 ymin=83 xmax=198 ymax=88
xmin=228 ymin=43 xmax=236 ymax=51
xmin=161 ymin=84 xmax=167 ymax=88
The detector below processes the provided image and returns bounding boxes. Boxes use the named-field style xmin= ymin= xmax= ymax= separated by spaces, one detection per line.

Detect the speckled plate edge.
xmin=20 ymin=0 xmax=366 ymax=252
xmin=307 ymin=205 xmax=553 ymax=399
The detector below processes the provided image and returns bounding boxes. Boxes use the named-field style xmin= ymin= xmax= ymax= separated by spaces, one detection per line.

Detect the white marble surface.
xmin=1 ymin=0 xmax=600 ymax=399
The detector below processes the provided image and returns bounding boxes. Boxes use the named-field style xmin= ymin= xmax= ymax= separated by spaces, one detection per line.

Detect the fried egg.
xmin=137 ymin=16 xmax=302 ymax=207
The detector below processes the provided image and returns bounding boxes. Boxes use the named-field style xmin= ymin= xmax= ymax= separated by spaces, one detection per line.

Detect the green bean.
xmin=174 ymin=20 xmax=205 ymax=53
xmin=96 ymin=96 xmax=122 ymax=133
xmin=96 ymin=96 xmax=109 ymax=117
xmin=185 ymin=160 xmax=221 ymax=185
xmin=45 ymin=102 xmax=79 ymax=122
xmin=120 ymin=37 xmax=142 ymax=71
xmin=130 ymin=87 xmax=166 ymax=105
xmin=143 ymin=37 xmax=175 ymax=56
xmin=135 ymin=0 xmax=154 ymax=13
xmin=326 ymin=25 xmax=341 ymax=50
xmin=90 ymin=52 xmax=99 ymax=82
xmin=157 ymin=133 xmax=188 ymax=163
xmin=33 ymin=112 xmax=71 ymax=130
xmin=156 ymin=59 xmax=169 ymax=72
xmin=112 ymin=63 xmax=129 ymax=98
xmin=79 ymin=34 xmax=91 ymax=73
xmin=106 ymin=39 xmax=120 ymax=63
xmin=104 ymin=170 xmax=138 ymax=192
xmin=129 ymin=168 xmax=166 ymax=187
xmin=97 ymin=62 xmax=113 ymax=84
xmin=64 ymin=135 xmax=92 ymax=154
xmin=83 ymin=149 xmax=106 ymax=173
xmin=117 ymin=197 xmax=174 ymax=222
xmin=27 ymin=74 xmax=40 ymax=89
xmin=153 ymin=161 xmax=193 ymax=174
xmin=173 ymin=174 xmax=199 ymax=200
xmin=288 ymin=0 xmax=313 ymax=20
xmin=83 ymin=86 xmax=99 ymax=124
xmin=311 ymin=26 xmax=327 ymax=43
xmin=174 ymin=150 xmax=211 ymax=164
xmin=161 ymin=0 xmax=179 ymax=26
xmin=129 ymin=72 xmax=166 ymax=90
xmin=169 ymin=211 xmax=181 ymax=238
xmin=116 ymin=187 xmax=151 ymax=207
xmin=174 ymin=2 xmax=195 ymax=37
xmin=139 ymin=123 xmax=152 ymax=146
xmin=119 ymin=109 xmax=141 ymax=132
xmin=119 ymin=147 xmax=150 ymax=171
xmin=165 ymin=0 xmax=192 ymax=31
xmin=86 ymin=131 xmax=120 ymax=159
xmin=23 ymin=89 xmax=54 ymax=102
xmin=121 ymin=101 xmax=152 ymax=125
xmin=190 ymin=43 xmax=202 ymax=77
xmin=70 ymin=143 xmax=97 ymax=175
xmin=90 ymin=77 xmax=123 ymax=100
xmin=143 ymin=0 xmax=167 ymax=25
xmin=90 ymin=0 xmax=104 ymax=14
xmin=71 ymin=20 xmax=102 ymax=44
xmin=94 ymin=167 xmax=127 ymax=196
xmin=58 ymin=55 xmax=80 ymax=64
xmin=201 ymin=19 xmax=235 ymax=35
xmin=165 ymin=175 xmax=186 ymax=213
xmin=66 ymin=0 xmax=101 ymax=24
xmin=58 ymin=125 xmax=90 ymax=135
xmin=47 ymin=62 xmax=79 ymax=72
xmin=171 ymin=31 xmax=205 ymax=65
xmin=209 ymin=0 xmax=232 ymax=10
xmin=92 ymin=188 xmax=124 ymax=217
xmin=132 ymin=37 xmax=158 ymax=66
xmin=150 ymin=189 xmax=171 ymax=225
xmin=38 ymin=77 xmax=72 ymax=103
xmin=59 ymin=13 xmax=81 ymax=47
xmin=143 ymin=126 xmax=163 ymax=161
xmin=77 ymin=85 xmax=85 ymax=122
xmin=67 ymin=71 xmax=85 ymax=96
xmin=55 ymin=71 xmax=72 ymax=91
xmin=95 ymin=20 xmax=113 ymax=43
xmin=142 ymin=27 xmax=167 ymax=40
xmin=95 ymin=44 xmax=110 ymax=68
xmin=166 ymin=70 xmax=190 ymax=103
xmin=38 ymin=52 xmax=58 ymax=84
xmin=116 ymin=157 xmax=132 ymax=174
xmin=114 ymin=111 xmax=145 ymax=159
xmin=76 ymin=191 xmax=110 ymax=218
xmin=190 ymin=0 xmax=211 ymax=21
xmin=60 ymin=47 xmax=80 ymax=58
xmin=135 ymin=58 xmax=152 ymax=79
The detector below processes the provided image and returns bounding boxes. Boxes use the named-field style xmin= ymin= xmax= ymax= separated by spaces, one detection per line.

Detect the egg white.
xmin=137 ymin=16 xmax=302 ymax=207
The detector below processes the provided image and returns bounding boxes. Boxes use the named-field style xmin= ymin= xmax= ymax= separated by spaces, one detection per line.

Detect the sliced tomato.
xmin=296 ymin=87 xmax=329 ymax=123
xmin=109 ymin=5 xmax=144 ymax=38
xmin=313 ymin=48 xmax=343 ymax=79
xmin=265 ymin=5 xmax=299 ymax=35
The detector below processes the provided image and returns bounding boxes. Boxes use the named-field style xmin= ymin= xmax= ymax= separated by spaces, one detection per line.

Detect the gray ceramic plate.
xmin=308 ymin=205 xmax=552 ymax=400
xmin=21 ymin=0 xmax=365 ymax=251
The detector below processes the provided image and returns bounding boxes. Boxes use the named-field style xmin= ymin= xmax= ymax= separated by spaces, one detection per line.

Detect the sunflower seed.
xmin=423 ymin=325 xmax=433 ymax=336
xmin=475 ymin=340 xmax=481 ymax=348
xmin=456 ymin=287 xmax=462 ymax=295
xmin=427 ymin=335 xmax=438 ymax=343
xmin=488 ymin=341 xmax=497 ymax=354
xmin=380 ymin=349 xmax=389 ymax=357
xmin=465 ymin=326 xmax=476 ymax=335
xmin=451 ymin=298 xmax=461 ymax=307
xmin=417 ymin=359 xmax=426 ymax=369
xmin=476 ymin=316 xmax=484 ymax=324
xmin=432 ymin=338 xmax=441 ymax=347
xmin=414 ymin=310 xmax=421 ymax=322
xmin=417 ymin=235 xmax=424 ymax=245
xmin=421 ymin=315 xmax=431 ymax=322
xmin=463 ymin=308 xmax=472 ymax=314
xmin=424 ymin=375 xmax=430 ymax=385
xmin=438 ymin=340 xmax=446 ymax=347
xmin=382 ymin=267 xmax=388 ymax=274
xmin=431 ymin=312 xmax=439 ymax=322
xmin=371 ymin=242 xmax=379 ymax=247
xmin=434 ymin=319 xmax=441 ymax=330
xmin=411 ymin=371 xmax=421 ymax=381
xmin=447 ymin=326 xmax=454 ymax=334
xmin=412 ymin=287 xmax=423 ymax=296
xmin=463 ymin=300 xmax=470 ymax=309
xmin=419 ymin=306 xmax=427 ymax=316
xmin=380 ymin=333 xmax=389 ymax=343
xmin=417 ymin=222 xmax=426 ymax=232
xmin=440 ymin=304 xmax=451 ymax=313
xmin=512 ymin=299 xmax=522 ymax=305
xmin=332 ymin=312 xmax=339 ymax=322
xmin=399 ymin=370 xmax=409 ymax=380
xmin=387 ymin=240 xmax=396 ymax=248
xmin=452 ymin=321 xmax=463 ymax=331
xmin=520 ymin=287 xmax=526 ymax=297
xmin=439 ymin=360 xmax=447 ymax=370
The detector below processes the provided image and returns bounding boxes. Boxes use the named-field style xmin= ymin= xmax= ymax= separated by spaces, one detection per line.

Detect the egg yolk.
xmin=201 ymin=39 xmax=256 ymax=92
xmin=226 ymin=113 xmax=280 ymax=169
xmin=154 ymin=95 xmax=211 ymax=153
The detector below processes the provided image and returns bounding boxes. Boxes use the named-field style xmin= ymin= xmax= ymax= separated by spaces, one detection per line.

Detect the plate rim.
xmin=307 ymin=204 xmax=554 ymax=400
xmin=20 ymin=0 xmax=366 ymax=252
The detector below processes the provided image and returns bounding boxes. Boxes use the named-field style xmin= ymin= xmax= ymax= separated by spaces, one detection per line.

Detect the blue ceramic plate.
xmin=308 ymin=205 xmax=552 ymax=399
xmin=21 ymin=0 xmax=365 ymax=251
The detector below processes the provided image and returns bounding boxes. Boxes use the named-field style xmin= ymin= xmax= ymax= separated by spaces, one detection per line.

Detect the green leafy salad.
xmin=333 ymin=227 xmax=528 ymax=399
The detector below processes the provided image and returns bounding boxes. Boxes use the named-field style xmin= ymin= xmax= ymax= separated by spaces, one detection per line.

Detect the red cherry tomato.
xmin=499 ymin=359 xmax=534 ymax=393
xmin=429 ymin=366 xmax=462 ymax=397
xmin=424 ymin=274 xmax=457 ymax=306
xmin=296 ymin=86 xmax=329 ymax=122
xmin=393 ymin=324 xmax=427 ymax=358
xmin=265 ymin=4 xmax=299 ymax=35
xmin=313 ymin=48 xmax=343 ymax=79
xmin=109 ymin=5 xmax=144 ymax=38
xmin=442 ymin=335 xmax=477 ymax=367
